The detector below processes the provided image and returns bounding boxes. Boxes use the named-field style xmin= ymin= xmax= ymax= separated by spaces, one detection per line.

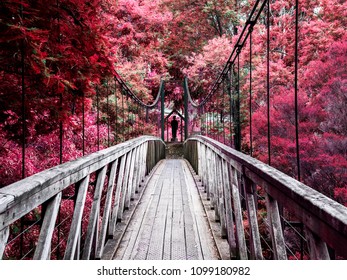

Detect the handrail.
xmin=184 ymin=135 xmax=347 ymax=260
xmin=0 ymin=136 xmax=165 ymax=260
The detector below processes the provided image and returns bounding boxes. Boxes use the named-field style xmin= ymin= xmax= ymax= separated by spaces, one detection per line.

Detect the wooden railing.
xmin=0 ymin=136 xmax=165 ymax=260
xmin=184 ymin=135 xmax=347 ymax=260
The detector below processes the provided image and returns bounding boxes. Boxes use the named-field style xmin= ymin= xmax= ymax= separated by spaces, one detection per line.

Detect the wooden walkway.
xmin=113 ymin=159 xmax=219 ymax=260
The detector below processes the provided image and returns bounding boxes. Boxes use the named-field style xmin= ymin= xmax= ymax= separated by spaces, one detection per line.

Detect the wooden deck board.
xmin=113 ymin=159 xmax=219 ymax=260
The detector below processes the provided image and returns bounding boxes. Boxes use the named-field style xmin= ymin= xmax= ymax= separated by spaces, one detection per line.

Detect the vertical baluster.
xmin=121 ymin=150 xmax=133 ymax=212
xmin=265 ymin=193 xmax=287 ymax=259
xmin=146 ymin=142 xmax=151 ymax=175
xmin=202 ymin=145 xmax=208 ymax=191
xmin=243 ymin=175 xmax=263 ymax=260
xmin=96 ymin=159 xmax=119 ymax=259
xmin=214 ymin=155 xmax=221 ymax=222
xmin=34 ymin=193 xmax=62 ymax=260
xmin=217 ymin=158 xmax=227 ymax=238
xmin=306 ymin=228 xmax=330 ymax=260
xmin=131 ymin=146 xmax=141 ymax=196
xmin=230 ymin=167 xmax=248 ymax=260
xmin=134 ymin=144 xmax=144 ymax=193
xmin=198 ymin=143 xmax=205 ymax=185
xmin=139 ymin=142 xmax=148 ymax=182
xmin=125 ymin=149 xmax=137 ymax=208
xmin=82 ymin=165 xmax=107 ymax=260
xmin=109 ymin=154 xmax=127 ymax=236
xmin=64 ymin=175 xmax=90 ymax=260
xmin=211 ymin=153 xmax=218 ymax=213
xmin=221 ymin=160 xmax=236 ymax=258
xmin=206 ymin=147 xmax=212 ymax=200
xmin=0 ymin=227 xmax=9 ymax=259
xmin=122 ymin=150 xmax=133 ymax=210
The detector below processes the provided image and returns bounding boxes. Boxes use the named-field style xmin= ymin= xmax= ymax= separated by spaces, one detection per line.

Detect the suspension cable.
xmin=96 ymin=85 xmax=100 ymax=151
xmin=294 ymin=0 xmax=301 ymax=181
xmin=185 ymin=0 xmax=268 ymax=108
xmin=267 ymin=0 xmax=271 ymax=165
xmin=114 ymin=79 xmax=118 ymax=144
xmin=114 ymin=73 xmax=162 ymax=109
xmin=249 ymin=23 xmax=253 ymax=156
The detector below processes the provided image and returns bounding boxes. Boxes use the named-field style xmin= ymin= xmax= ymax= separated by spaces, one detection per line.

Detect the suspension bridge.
xmin=1 ymin=0 xmax=346 ymax=260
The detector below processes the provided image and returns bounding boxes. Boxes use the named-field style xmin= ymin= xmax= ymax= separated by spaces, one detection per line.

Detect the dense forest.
xmin=0 ymin=0 xmax=346 ymax=208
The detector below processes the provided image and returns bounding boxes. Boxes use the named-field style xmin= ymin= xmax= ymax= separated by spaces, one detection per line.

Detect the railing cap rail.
xmin=0 ymin=136 xmax=164 ymax=215
xmin=186 ymin=135 xmax=347 ymax=237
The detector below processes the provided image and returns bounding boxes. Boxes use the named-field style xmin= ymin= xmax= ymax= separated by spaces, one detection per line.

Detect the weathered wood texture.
xmin=113 ymin=159 xmax=219 ymax=260
xmin=184 ymin=135 xmax=347 ymax=259
xmin=0 ymin=136 xmax=165 ymax=260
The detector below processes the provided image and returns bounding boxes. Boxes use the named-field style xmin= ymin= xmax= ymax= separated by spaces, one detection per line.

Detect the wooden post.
xmin=218 ymin=158 xmax=227 ymax=238
xmin=110 ymin=155 xmax=127 ymax=236
xmin=230 ymin=167 xmax=248 ymax=260
xmin=306 ymin=228 xmax=330 ymax=260
xmin=64 ymin=175 xmax=90 ymax=260
xmin=122 ymin=150 xmax=134 ymax=210
xmin=134 ymin=144 xmax=144 ymax=193
xmin=243 ymin=175 xmax=263 ymax=260
xmin=0 ymin=227 xmax=9 ymax=259
xmin=222 ymin=160 xmax=237 ymax=258
xmin=82 ymin=165 xmax=107 ymax=260
xmin=206 ymin=148 xmax=212 ymax=200
xmin=131 ymin=147 xmax=140 ymax=197
xmin=265 ymin=194 xmax=287 ymax=259
xmin=34 ymin=193 xmax=62 ymax=260
xmin=96 ymin=159 xmax=118 ymax=259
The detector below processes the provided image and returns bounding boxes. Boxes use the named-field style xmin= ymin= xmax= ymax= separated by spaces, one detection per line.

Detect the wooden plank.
xmin=81 ymin=165 xmax=107 ymax=260
xmin=205 ymin=148 xmax=212 ymax=199
xmin=131 ymin=147 xmax=140 ymax=198
xmin=96 ymin=159 xmax=119 ymax=259
xmin=113 ymin=159 xmax=220 ymax=260
xmin=215 ymin=154 xmax=226 ymax=223
xmin=118 ymin=150 xmax=133 ymax=219
xmin=140 ymin=142 xmax=148 ymax=180
xmin=182 ymin=160 xmax=217 ymax=259
xmin=0 ymin=226 xmax=9 ymax=259
xmin=306 ymin=227 xmax=330 ymax=260
xmin=146 ymin=178 xmax=170 ymax=259
xmin=109 ymin=155 xmax=127 ymax=237
xmin=64 ymin=175 xmax=90 ymax=260
xmin=103 ymin=158 xmax=163 ymax=260
xmin=134 ymin=144 xmax=143 ymax=193
xmin=222 ymin=160 xmax=237 ymax=258
xmin=265 ymin=194 xmax=287 ymax=260
xmin=230 ymin=167 xmax=248 ymax=260
xmin=124 ymin=150 xmax=136 ymax=209
xmin=179 ymin=163 xmax=199 ymax=260
xmin=132 ymin=171 xmax=165 ymax=260
xmin=210 ymin=151 xmax=217 ymax=210
xmin=162 ymin=164 xmax=174 ymax=260
xmin=33 ymin=192 xmax=62 ymax=260
xmin=116 ymin=161 xmax=166 ymax=260
xmin=243 ymin=176 xmax=263 ymax=260
xmin=198 ymin=143 xmax=205 ymax=188
xmin=75 ymin=232 xmax=81 ymax=260
xmin=202 ymin=145 xmax=208 ymax=192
